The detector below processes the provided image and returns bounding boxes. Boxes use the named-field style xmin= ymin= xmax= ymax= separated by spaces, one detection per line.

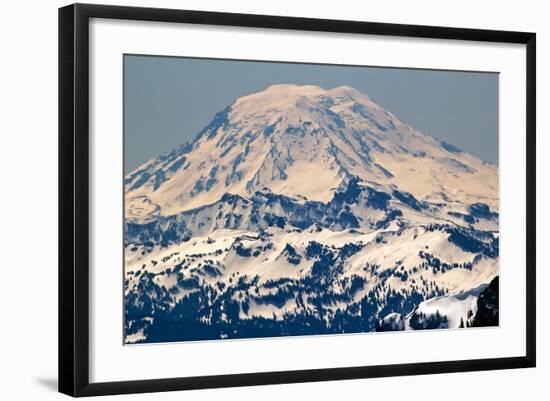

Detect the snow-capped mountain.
xmin=123 ymin=84 xmax=499 ymax=344
xmin=125 ymin=84 xmax=498 ymax=221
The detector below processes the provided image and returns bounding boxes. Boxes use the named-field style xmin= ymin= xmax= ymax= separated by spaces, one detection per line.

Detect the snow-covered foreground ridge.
xmin=124 ymin=84 xmax=499 ymax=343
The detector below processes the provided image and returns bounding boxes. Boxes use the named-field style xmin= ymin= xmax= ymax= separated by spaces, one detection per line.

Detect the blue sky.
xmin=124 ymin=55 xmax=498 ymax=173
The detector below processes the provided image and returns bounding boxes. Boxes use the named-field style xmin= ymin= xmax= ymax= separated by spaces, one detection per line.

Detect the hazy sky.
xmin=124 ymin=55 xmax=498 ymax=173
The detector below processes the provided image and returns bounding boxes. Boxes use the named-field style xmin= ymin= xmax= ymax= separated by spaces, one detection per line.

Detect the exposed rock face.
xmin=472 ymin=276 xmax=499 ymax=327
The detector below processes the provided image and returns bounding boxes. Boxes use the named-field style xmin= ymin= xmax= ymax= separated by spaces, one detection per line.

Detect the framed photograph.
xmin=59 ymin=3 xmax=536 ymax=397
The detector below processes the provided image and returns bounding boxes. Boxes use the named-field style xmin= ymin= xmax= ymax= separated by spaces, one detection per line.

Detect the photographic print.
xmin=123 ymin=55 xmax=499 ymax=344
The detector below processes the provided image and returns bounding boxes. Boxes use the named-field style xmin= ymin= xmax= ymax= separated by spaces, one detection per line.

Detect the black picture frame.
xmin=59 ymin=3 xmax=536 ymax=397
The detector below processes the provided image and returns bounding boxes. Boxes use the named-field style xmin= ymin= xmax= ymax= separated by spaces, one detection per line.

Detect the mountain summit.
xmin=125 ymin=84 xmax=498 ymax=221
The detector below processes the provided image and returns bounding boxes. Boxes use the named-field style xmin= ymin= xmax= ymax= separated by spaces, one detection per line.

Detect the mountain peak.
xmin=329 ymin=84 xmax=362 ymax=95
xmin=233 ymin=83 xmax=326 ymax=110
xmin=236 ymin=83 xmax=367 ymax=101
xmin=231 ymin=83 xmax=378 ymax=117
xmin=264 ymin=83 xmax=325 ymax=93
